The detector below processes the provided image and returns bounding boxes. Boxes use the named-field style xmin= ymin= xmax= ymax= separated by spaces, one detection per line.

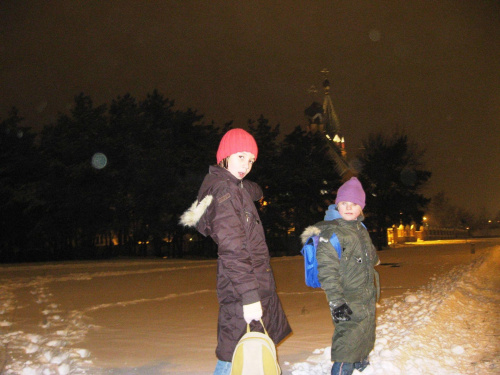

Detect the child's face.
xmin=337 ymin=201 xmax=362 ymax=221
xmin=226 ymin=152 xmax=255 ymax=180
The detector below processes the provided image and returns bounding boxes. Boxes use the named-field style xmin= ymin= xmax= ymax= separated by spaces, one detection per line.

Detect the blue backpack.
xmin=300 ymin=232 xmax=342 ymax=288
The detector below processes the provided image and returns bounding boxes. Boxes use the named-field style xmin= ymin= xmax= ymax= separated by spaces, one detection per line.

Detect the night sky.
xmin=1 ymin=1 xmax=499 ymax=215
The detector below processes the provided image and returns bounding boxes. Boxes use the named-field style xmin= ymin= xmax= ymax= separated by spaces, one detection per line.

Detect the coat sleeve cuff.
xmin=328 ymin=300 xmax=347 ymax=309
xmin=241 ymin=290 xmax=260 ymax=305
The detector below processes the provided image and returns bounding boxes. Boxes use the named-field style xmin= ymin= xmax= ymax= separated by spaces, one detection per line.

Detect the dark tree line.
xmin=356 ymin=133 xmax=432 ymax=248
xmin=1 ymin=91 xmax=434 ymax=262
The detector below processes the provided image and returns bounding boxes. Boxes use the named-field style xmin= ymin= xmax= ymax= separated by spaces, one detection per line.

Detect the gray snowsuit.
xmin=301 ymin=216 xmax=379 ymax=363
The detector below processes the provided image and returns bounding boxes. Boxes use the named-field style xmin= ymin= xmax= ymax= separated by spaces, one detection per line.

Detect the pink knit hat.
xmin=216 ymin=128 xmax=258 ymax=164
xmin=335 ymin=177 xmax=366 ymax=209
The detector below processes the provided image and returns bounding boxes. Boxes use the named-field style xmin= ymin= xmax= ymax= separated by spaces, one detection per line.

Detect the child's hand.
xmin=243 ymin=301 xmax=263 ymax=323
xmin=331 ymin=303 xmax=353 ymax=323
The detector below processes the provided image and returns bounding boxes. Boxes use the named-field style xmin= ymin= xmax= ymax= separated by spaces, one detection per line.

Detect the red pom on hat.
xmin=216 ymin=128 xmax=258 ymax=164
xmin=335 ymin=177 xmax=366 ymax=209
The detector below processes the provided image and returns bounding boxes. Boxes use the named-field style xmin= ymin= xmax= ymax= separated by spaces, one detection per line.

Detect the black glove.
xmin=331 ymin=303 xmax=353 ymax=323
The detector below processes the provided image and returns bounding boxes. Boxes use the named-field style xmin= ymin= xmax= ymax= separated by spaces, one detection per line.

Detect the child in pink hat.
xmin=180 ymin=128 xmax=291 ymax=374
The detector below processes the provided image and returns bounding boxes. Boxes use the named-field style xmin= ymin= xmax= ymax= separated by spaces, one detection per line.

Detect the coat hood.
xmin=179 ymin=165 xmax=262 ymax=230
xmin=300 ymin=221 xmax=335 ymax=245
xmin=324 ymin=204 xmax=342 ymax=221
xmin=179 ymin=166 xmax=230 ymax=228
xmin=300 ymin=225 xmax=321 ymax=245
xmin=300 ymin=213 xmax=366 ymax=245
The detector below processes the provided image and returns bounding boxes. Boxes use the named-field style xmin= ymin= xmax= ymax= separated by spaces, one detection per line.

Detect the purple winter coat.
xmin=180 ymin=165 xmax=291 ymax=361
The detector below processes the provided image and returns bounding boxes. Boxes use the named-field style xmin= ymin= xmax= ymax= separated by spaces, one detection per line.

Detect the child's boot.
xmin=331 ymin=362 xmax=355 ymax=375
xmin=354 ymin=357 xmax=370 ymax=372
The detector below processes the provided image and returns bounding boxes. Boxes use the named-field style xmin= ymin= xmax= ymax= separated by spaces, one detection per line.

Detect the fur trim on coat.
xmin=300 ymin=225 xmax=322 ymax=245
xmin=179 ymin=195 xmax=213 ymax=227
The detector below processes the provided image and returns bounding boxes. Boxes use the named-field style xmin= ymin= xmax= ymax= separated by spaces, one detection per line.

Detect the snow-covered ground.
xmin=0 ymin=239 xmax=498 ymax=375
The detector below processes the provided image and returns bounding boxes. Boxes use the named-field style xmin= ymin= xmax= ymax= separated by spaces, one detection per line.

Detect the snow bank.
xmin=290 ymin=250 xmax=500 ymax=375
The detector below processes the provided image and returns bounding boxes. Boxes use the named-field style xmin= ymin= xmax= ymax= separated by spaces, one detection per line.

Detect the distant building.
xmin=304 ymin=68 xmax=351 ymax=177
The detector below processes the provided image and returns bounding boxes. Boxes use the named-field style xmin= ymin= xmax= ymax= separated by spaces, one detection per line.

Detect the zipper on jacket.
xmin=244 ymin=210 xmax=260 ymax=224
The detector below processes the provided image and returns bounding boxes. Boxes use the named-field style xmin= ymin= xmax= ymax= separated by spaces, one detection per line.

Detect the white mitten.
xmin=243 ymin=301 xmax=263 ymax=324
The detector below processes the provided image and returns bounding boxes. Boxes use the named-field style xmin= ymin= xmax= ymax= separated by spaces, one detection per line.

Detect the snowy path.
xmin=0 ymin=260 xmax=217 ymax=374
xmin=0 ymin=271 xmax=94 ymax=374
xmin=0 ymin=240 xmax=498 ymax=374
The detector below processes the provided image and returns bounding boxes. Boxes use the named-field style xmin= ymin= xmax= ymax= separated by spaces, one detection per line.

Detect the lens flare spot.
xmin=91 ymin=153 xmax=108 ymax=169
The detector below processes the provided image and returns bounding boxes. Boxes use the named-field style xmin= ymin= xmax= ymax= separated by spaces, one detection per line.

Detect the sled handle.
xmin=246 ymin=319 xmax=269 ymax=336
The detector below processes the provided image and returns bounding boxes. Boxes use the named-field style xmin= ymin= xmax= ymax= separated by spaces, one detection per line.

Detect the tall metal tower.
xmin=304 ymin=69 xmax=351 ymax=176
